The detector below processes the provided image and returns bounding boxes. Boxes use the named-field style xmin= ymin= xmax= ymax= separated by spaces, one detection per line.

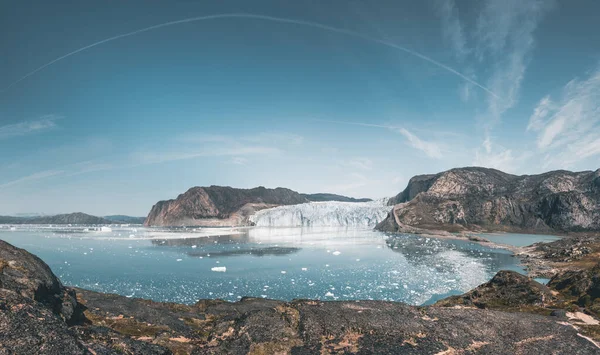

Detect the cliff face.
xmin=378 ymin=167 xmax=600 ymax=234
xmin=144 ymin=186 xmax=309 ymax=226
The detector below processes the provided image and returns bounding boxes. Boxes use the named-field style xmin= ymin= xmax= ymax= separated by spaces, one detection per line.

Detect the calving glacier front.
xmin=249 ymin=200 xmax=390 ymax=227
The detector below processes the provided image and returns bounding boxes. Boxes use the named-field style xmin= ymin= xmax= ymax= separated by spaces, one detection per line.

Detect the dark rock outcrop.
xmin=549 ymin=262 xmax=600 ymax=315
xmin=75 ymin=288 xmax=600 ymax=354
xmin=145 ymin=186 xmax=309 ymax=226
xmin=378 ymin=167 xmax=600 ymax=234
xmin=435 ymin=270 xmax=556 ymax=310
xmin=0 ymin=212 xmax=112 ymax=225
xmin=0 ymin=240 xmax=85 ymax=325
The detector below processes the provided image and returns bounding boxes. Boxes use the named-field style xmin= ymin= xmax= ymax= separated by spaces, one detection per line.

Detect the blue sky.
xmin=1 ymin=0 xmax=599 ymax=216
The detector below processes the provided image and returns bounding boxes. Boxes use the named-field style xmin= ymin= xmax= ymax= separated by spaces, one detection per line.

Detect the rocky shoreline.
xmin=2 ymin=236 xmax=600 ymax=354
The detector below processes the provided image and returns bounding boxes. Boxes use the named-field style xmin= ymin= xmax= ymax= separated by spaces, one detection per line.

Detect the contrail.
xmin=1 ymin=13 xmax=500 ymax=99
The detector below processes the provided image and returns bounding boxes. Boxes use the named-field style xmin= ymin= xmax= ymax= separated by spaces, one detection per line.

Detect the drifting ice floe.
xmin=249 ymin=200 xmax=390 ymax=227
xmin=211 ymin=266 xmax=227 ymax=272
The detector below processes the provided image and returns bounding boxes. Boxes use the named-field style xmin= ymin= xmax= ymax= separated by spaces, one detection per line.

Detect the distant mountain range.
xmin=0 ymin=213 xmax=145 ymax=225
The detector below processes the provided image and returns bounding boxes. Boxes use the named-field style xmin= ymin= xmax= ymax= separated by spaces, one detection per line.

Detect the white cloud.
xmin=0 ymin=115 xmax=60 ymax=140
xmin=528 ymin=65 xmax=600 ymax=167
xmin=397 ymin=128 xmax=444 ymax=159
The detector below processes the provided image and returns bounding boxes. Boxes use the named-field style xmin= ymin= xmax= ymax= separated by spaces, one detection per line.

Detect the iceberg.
xmin=249 ymin=200 xmax=390 ymax=227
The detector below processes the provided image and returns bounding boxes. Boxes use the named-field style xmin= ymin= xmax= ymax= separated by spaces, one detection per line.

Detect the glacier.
xmin=249 ymin=200 xmax=391 ymax=227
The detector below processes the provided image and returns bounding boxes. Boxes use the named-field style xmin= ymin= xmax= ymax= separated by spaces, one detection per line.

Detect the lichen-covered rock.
xmin=75 ymin=290 xmax=600 ymax=354
xmin=549 ymin=263 xmax=600 ymax=314
xmin=0 ymin=240 xmax=85 ymax=324
xmin=434 ymin=270 xmax=557 ymax=310
xmin=379 ymin=167 xmax=600 ymax=233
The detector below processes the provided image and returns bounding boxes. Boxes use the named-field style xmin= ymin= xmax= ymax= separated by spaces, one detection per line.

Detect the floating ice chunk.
xmin=211 ymin=266 xmax=227 ymax=272
xmin=9 ymin=227 xmax=16 ymax=231
xmin=280 ymin=271 xmax=287 ymax=274
xmin=325 ymin=264 xmax=330 ymax=267
xmin=356 ymin=259 xmax=360 ymax=261
xmin=129 ymin=234 xmax=135 ymax=238
xmin=301 ymin=267 xmax=308 ymax=271
xmin=191 ymin=245 xmax=197 ymax=248
xmin=332 ymin=251 xmax=341 ymax=256
xmin=261 ymin=295 xmax=267 ymax=298
xmin=176 ymin=259 xmax=182 ymax=262
xmin=325 ymin=291 xmax=334 ymax=297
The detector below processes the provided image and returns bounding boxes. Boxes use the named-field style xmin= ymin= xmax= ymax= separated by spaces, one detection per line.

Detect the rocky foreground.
xmin=377 ymin=167 xmax=600 ymax=234
xmin=2 ymin=239 xmax=600 ymax=354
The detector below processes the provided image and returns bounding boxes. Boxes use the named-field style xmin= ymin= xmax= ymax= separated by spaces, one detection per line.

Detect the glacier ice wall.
xmin=249 ymin=200 xmax=391 ymax=227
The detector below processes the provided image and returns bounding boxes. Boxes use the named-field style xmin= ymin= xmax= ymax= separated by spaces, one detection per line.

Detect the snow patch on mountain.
xmin=249 ymin=200 xmax=390 ymax=227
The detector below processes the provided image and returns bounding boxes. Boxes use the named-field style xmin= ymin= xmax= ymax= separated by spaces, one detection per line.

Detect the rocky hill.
xmin=144 ymin=186 xmax=309 ymax=226
xmin=0 ymin=212 xmax=112 ymax=225
xmin=377 ymin=167 xmax=600 ymax=234
xmin=1 ymin=239 xmax=598 ymax=354
xmin=144 ymin=186 xmax=374 ymax=227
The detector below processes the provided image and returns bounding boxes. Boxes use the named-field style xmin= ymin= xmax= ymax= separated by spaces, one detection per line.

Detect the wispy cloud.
xmin=0 ymin=160 xmax=114 ymax=190
xmin=0 ymin=115 xmax=61 ymax=140
xmin=476 ymin=0 xmax=552 ymax=129
xmin=0 ymin=169 xmax=64 ymax=189
xmin=229 ymin=157 xmax=250 ymax=165
xmin=341 ymin=157 xmax=373 ymax=171
xmin=136 ymin=132 xmax=302 ymax=165
xmin=316 ymin=119 xmax=444 ymax=159
xmin=434 ymin=0 xmax=468 ymax=61
xmin=135 ymin=146 xmax=280 ymax=165
xmin=397 ymin=128 xmax=444 ymax=159
xmin=527 ymin=64 xmax=600 ymax=167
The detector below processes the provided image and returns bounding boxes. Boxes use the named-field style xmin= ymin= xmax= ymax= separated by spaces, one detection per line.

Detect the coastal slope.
xmin=377 ymin=167 xmax=600 ymax=234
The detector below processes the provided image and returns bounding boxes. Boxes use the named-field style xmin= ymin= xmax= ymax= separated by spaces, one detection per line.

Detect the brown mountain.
xmin=377 ymin=167 xmax=600 ymax=234
xmin=144 ymin=186 xmax=309 ymax=226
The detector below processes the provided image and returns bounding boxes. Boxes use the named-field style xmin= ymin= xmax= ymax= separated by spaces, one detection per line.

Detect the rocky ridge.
xmin=378 ymin=167 xmax=600 ymax=234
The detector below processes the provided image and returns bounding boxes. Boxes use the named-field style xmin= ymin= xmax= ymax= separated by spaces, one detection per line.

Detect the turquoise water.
xmin=476 ymin=233 xmax=561 ymax=247
xmin=0 ymin=226 xmax=523 ymax=306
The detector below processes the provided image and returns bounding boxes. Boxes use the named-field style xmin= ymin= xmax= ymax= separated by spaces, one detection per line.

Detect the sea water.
xmin=0 ymin=225 xmax=524 ymax=306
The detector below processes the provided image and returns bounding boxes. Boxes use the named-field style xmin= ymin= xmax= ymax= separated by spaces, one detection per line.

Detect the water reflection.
xmin=187 ymin=246 xmax=300 ymax=258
